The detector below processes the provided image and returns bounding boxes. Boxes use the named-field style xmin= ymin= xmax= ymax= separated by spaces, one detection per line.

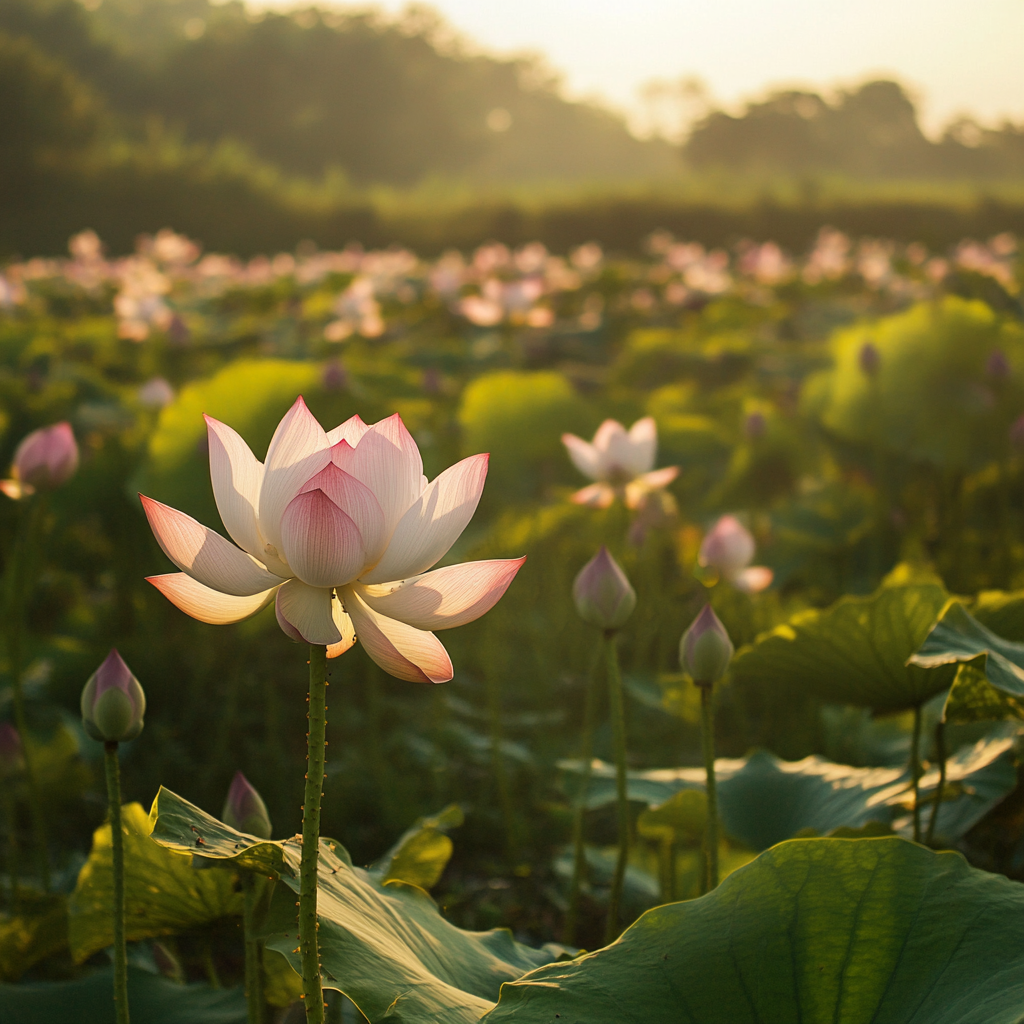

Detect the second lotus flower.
xmin=141 ymin=398 xmax=524 ymax=682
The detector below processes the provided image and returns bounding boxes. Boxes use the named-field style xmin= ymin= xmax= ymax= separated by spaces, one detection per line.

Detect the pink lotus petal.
xmin=147 ymin=573 xmax=278 ymax=624
xmin=638 ymin=466 xmax=679 ymax=490
xmin=258 ymin=397 xmax=332 ymax=552
xmin=279 ymin=489 xmax=366 ymax=589
xmin=699 ymin=515 xmax=756 ymax=577
xmin=205 ymin=415 xmax=265 ymax=561
xmin=342 ymin=586 xmax=452 ymax=683
xmin=302 ymin=459 xmax=386 ymax=565
xmin=359 ymin=453 xmax=488 ymax=584
xmin=570 ymin=482 xmax=615 ymax=508
xmin=734 ymin=566 xmax=774 ymax=594
xmin=592 ymin=419 xmax=628 ymax=456
xmin=275 ymin=579 xmax=342 ymax=645
xmin=357 ymin=557 xmax=525 ymax=630
xmin=140 ymin=495 xmax=285 ymax=596
xmin=326 ymin=414 xmax=370 ymax=447
xmin=562 ymin=433 xmax=601 ymax=480
xmin=331 ymin=414 xmax=423 ymax=539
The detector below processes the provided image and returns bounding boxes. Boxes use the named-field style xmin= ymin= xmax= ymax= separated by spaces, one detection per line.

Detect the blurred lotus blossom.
xmin=0 ymin=722 xmax=24 ymax=777
xmin=698 ymin=515 xmax=773 ymax=593
xmin=1 ymin=422 xmax=79 ymax=499
xmin=573 ymin=546 xmax=636 ymax=630
xmin=562 ymin=417 xmax=678 ymax=510
xmin=142 ymin=398 xmax=524 ymax=682
xmin=222 ymin=770 xmax=272 ymax=838
xmin=138 ymin=377 xmax=176 ymax=409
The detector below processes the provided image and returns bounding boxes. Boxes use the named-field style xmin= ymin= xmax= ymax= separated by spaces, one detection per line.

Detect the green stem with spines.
xmin=699 ymin=683 xmax=719 ymax=893
xmin=104 ymin=741 xmax=129 ymax=1024
xmin=925 ymin=719 xmax=947 ymax=847
xmin=299 ymin=645 xmax=327 ymax=1024
xmin=565 ymin=647 xmax=601 ymax=945
xmin=604 ymin=631 xmax=629 ymax=945
xmin=242 ymin=872 xmax=263 ymax=1024
xmin=910 ymin=704 xmax=923 ymax=843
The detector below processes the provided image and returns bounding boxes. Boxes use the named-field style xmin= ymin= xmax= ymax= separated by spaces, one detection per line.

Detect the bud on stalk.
xmin=573 ymin=546 xmax=636 ymax=631
xmin=80 ymin=650 xmax=146 ymax=743
xmin=1 ymin=422 xmax=79 ymax=500
xmin=680 ymin=605 xmax=734 ymax=686
xmin=222 ymin=771 xmax=273 ymax=839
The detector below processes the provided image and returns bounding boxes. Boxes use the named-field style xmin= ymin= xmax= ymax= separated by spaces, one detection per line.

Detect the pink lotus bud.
xmin=573 ymin=546 xmax=636 ymax=631
xmin=0 ymin=723 xmax=24 ymax=777
xmin=987 ymin=349 xmax=1011 ymax=380
xmin=679 ymin=605 xmax=734 ymax=684
xmin=1 ymin=422 xmax=79 ymax=499
xmin=858 ymin=341 xmax=881 ymax=377
xmin=222 ymin=771 xmax=272 ymax=839
xmin=699 ymin=515 xmax=755 ymax=578
xmin=80 ymin=649 xmax=146 ymax=743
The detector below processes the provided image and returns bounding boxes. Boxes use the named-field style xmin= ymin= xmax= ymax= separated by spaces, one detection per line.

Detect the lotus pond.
xmin=0 ymin=228 xmax=1022 ymax=1023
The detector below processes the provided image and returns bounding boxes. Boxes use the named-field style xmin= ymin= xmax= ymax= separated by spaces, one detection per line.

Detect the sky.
xmin=260 ymin=0 xmax=1024 ymax=138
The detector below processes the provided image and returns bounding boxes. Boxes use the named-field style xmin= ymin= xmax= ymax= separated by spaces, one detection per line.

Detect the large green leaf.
xmin=729 ymin=583 xmax=955 ymax=710
xmin=483 ymin=837 xmax=1024 ymax=1024
xmin=561 ymin=736 xmax=1016 ymax=849
xmin=909 ymin=600 xmax=1024 ymax=722
xmin=0 ymin=967 xmax=245 ymax=1024
xmin=150 ymin=788 xmax=564 ymax=1024
xmin=367 ymin=803 xmax=464 ymax=891
xmin=68 ymin=802 xmax=242 ymax=963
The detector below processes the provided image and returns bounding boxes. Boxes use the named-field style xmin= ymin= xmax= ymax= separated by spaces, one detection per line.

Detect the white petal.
xmin=561 ymin=434 xmax=600 ymax=480
xmin=205 ymin=415 xmax=264 ymax=558
xmin=326 ymin=414 xmax=370 ymax=447
xmin=279 ymin=489 xmax=366 ymax=588
xmin=734 ymin=566 xmax=774 ymax=593
xmin=275 ymin=579 xmax=342 ymax=645
xmin=359 ymin=453 xmax=487 ymax=584
xmin=592 ymin=419 xmax=627 ymax=455
xmin=147 ymin=574 xmax=277 ymax=625
xmin=342 ymin=586 xmax=452 ymax=683
xmin=357 ymin=557 xmax=525 ymax=630
xmin=603 ymin=418 xmax=650 ymax=476
xmin=140 ymin=495 xmax=285 ymax=596
xmin=258 ymin=397 xmax=331 ymax=551
xmin=625 ymin=417 xmax=658 ymax=474
xmin=327 ymin=603 xmax=357 ymax=659
xmin=302 ymin=460 xmax=387 ymax=565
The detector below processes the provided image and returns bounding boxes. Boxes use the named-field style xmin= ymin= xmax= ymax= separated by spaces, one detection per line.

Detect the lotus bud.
xmin=1 ymin=422 xmax=79 ymax=499
xmin=0 ymin=723 xmax=24 ymax=778
xmin=80 ymin=649 xmax=146 ymax=743
xmin=573 ymin=546 xmax=636 ymax=631
xmin=679 ymin=605 xmax=734 ymax=685
xmin=858 ymin=341 xmax=881 ymax=378
xmin=987 ymin=349 xmax=1011 ymax=381
xmin=222 ymin=771 xmax=272 ymax=839
xmin=699 ymin=515 xmax=755 ymax=578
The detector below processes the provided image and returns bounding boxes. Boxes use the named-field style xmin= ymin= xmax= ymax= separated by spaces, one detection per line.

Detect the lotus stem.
xmin=910 ymin=703 xmax=923 ymax=843
xmin=104 ymin=741 xmax=130 ymax=1024
xmin=925 ymin=719 xmax=947 ymax=847
xmin=242 ymin=872 xmax=264 ymax=1024
xmin=699 ymin=683 xmax=719 ymax=893
xmin=658 ymin=836 xmax=675 ymax=903
xmin=604 ymin=631 xmax=629 ymax=945
xmin=487 ymin=665 xmax=518 ymax=861
xmin=565 ymin=648 xmax=601 ymax=945
xmin=299 ymin=644 xmax=327 ymax=1024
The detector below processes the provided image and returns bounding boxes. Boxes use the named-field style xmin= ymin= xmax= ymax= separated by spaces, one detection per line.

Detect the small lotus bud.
xmin=1 ymin=422 xmax=79 ymax=499
xmin=858 ymin=341 xmax=881 ymax=378
xmin=699 ymin=515 xmax=755 ymax=578
xmin=573 ymin=546 xmax=636 ymax=631
xmin=1010 ymin=413 xmax=1024 ymax=450
xmin=80 ymin=649 xmax=146 ymax=743
xmin=744 ymin=411 xmax=767 ymax=440
xmin=987 ymin=349 xmax=1011 ymax=380
xmin=222 ymin=771 xmax=272 ymax=839
xmin=0 ymin=723 xmax=25 ymax=778
xmin=679 ymin=605 xmax=734 ymax=685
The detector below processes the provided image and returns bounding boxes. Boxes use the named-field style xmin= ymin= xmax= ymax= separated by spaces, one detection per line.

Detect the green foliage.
xmin=729 ymin=577 xmax=955 ymax=710
xmin=0 ymin=893 xmax=67 ymax=982
xmin=806 ymin=297 xmax=1024 ymax=469
xmin=68 ymin=802 xmax=241 ymax=963
xmin=367 ymin=803 xmax=464 ymax=892
xmin=483 ymin=838 xmax=1024 ymax=1024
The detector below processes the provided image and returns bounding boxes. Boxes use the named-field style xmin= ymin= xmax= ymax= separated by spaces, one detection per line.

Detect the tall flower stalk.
xmin=140 ymin=399 xmax=524 ymax=1015
xmin=81 ymin=650 xmax=146 ymax=1024
xmin=572 ymin=547 xmax=636 ymax=943
xmin=679 ymin=605 xmax=734 ymax=893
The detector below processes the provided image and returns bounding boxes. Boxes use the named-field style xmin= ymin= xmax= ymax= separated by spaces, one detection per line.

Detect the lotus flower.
xmin=573 ymin=546 xmax=636 ymax=631
xmin=1 ymin=422 xmax=79 ymax=499
xmin=141 ymin=398 xmax=524 ymax=683
xmin=698 ymin=515 xmax=773 ymax=593
xmin=561 ymin=417 xmax=678 ymax=509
